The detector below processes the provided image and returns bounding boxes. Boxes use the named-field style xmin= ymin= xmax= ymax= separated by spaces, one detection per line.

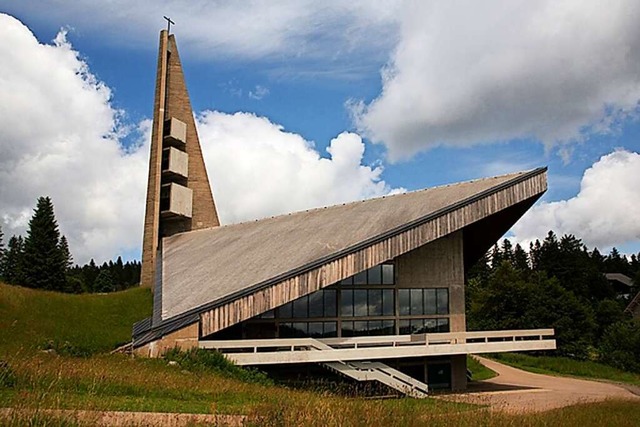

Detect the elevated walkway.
xmin=199 ymin=329 xmax=555 ymax=397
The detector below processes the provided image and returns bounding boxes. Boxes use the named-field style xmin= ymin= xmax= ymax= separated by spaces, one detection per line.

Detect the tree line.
xmin=467 ymin=232 xmax=640 ymax=373
xmin=0 ymin=196 xmax=140 ymax=293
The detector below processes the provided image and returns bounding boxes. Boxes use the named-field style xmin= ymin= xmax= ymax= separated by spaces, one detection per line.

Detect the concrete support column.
xmin=451 ymin=354 xmax=467 ymax=391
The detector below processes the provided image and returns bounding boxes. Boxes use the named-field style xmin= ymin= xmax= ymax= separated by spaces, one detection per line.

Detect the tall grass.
xmin=0 ymin=282 xmax=151 ymax=356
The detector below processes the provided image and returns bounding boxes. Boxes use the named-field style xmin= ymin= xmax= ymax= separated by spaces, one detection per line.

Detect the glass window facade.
xmin=243 ymin=262 xmax=451 ymax=338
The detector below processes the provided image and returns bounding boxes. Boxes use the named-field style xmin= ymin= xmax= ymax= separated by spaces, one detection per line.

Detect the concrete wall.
xmin=395 ymin=230 xmax=465 ymax=332
xmin=134 ymin=322 xmax=199 ymax=358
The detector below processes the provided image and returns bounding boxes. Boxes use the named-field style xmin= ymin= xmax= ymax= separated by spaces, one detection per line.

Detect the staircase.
xmin=322 ymin=360 xmax=429 ymax=398
xmin=309 ymin=339 xmax=429 ymax=398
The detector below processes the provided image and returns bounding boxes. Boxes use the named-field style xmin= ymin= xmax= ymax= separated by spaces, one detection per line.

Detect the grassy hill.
xmin=0 ymin=282 xmax=152 ymax=356
xmin=0 ymin=282 xmax=639 ymax=426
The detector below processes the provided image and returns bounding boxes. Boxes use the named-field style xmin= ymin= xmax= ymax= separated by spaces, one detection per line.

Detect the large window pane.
xmin=382 ymin=264 xmax=394 ymax=285
xmin=424 ymin=289 xmax=436 ymax=315
xmin=399 ymin=289 xmax=410 ymax=315
xmin=367 ymin=265 xmax=382 ymax=285
xmin=411 ymin=289 xmax=423 ymax=315
xmin=437 ymin=289 xmax=449 ymax=314
xmin=354 ymin=270 xmax=367 ymax=285
xmin=437 ymin=318 xmax=450 ymax=333
xmin=259 ymin=309 xmax=275 ymax=319
xmin=323 ymin=322 xmax=338 ymax=338
xmin=399 ymin=320 xmax=411 ymax=335
xmin=354 ymin=320 xmax=368 ymax=336
xmin=308 ymin=322 xmax=323 ymax=338
xmin=411 ymin=319 xmax=426 ymax=334
xmin=341 ymin=276 xmax=353 ymax=285
xmin=292 ymin=322 xmax=308 ymax=337
xmin=324 ymin=289 xmax=337 ymax=317
xmin=423 ymin=318 xmax=438 ymax=333
xmin=308 ymin=291 xmax=323 ymax=317
xmin=382 ymin=289 xmax=394 ymax=316
xmin=341 ymin=289 xmax=354 ymax=317
xmin=341 ymin=321 xmax=355 ymax=337
xmin=278 ymin=302 xmax=293 ymax=318
xmin=353 ymin=290 xmax=368 ymax=317
xmin=368 ymin=289 xmax=383 ymax=316
xmin=368 ymin=320 xmax=383 ymax=336
xmin=280 ymin=323 xmax=294 ymax=337
xmin=381 ymin=320 xmax=395 ymax=335
xmin=292 ymin=296 xmax=308 ymax=318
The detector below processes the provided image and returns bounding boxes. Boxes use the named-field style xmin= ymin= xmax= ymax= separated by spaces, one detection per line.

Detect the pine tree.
xmin=4 ymin=236 xmax=26 ymax=285
xmin=22 ymin=196 xmax=67 ymax=291
xmin=93 ymin=269 xmax=115 ymax=293
xmin=513 ymin=244 xmax=530 ymax=272
xmin=58 ymin=235 xmax=73 ymax=271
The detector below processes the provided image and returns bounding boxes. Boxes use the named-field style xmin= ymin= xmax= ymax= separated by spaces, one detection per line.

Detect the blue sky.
xmin=1 ymin=1 xmax=639 ymax=263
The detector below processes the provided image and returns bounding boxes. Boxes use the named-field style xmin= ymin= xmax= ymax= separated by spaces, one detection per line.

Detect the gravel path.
xmin=441 ymin=356 xmax=640 ymax=413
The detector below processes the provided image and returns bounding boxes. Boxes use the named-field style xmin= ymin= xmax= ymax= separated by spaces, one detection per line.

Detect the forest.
xmin=467 ymin=234 xmax=640 ymax=373
xmin=0 ymin=196 xmax=140 ymax=294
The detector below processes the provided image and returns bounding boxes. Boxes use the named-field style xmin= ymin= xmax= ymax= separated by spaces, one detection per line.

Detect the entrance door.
xmin=427 ymin=363 xmax=451 ymax=390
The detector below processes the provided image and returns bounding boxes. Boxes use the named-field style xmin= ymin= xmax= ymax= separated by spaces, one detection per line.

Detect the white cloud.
xmin=5 ymin=1 xmax=401 ymax=63
xmin=512 ymin=149 xmax=640 ymax=250
xmin=353 ymin=0 xmax=640 ymax=160
xmin=196 ymin=111 xmax=399 ymax=224
xmin=248 ymin=85 xmax=270 ymax=100
xmin=0 ymin=14 xmax=149 ymax=265
xmin=0 ymin=14 xmax=398 ymax=263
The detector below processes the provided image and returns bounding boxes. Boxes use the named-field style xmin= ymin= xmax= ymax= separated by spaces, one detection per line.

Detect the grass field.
xmin=467 ymin=355 xmax=497 ymax=381
xmin=492 ymin=352 xmax=640 ymax=387
xmin=0 ymin=282 xmax=152 ymax=356
xmin=1 ymin=282 xmax=638 ymax=426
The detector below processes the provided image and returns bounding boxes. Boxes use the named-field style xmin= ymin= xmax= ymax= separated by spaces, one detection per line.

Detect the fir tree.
xmin=59 ymin=235 xmax=73 ymax=271
xmin=93 ymin=269 xmax=115 ymax=293
xmin=4 ymin=236 xmax=26 ymax=285
xmin=22 ymin=196 xmax=66 ymax=291
xmin=512 ymin=244 xmax=530 ymax=272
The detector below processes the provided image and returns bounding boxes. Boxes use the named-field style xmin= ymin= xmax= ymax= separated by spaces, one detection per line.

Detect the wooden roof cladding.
xmin=154 ymin=168 xmax=546 ymax=338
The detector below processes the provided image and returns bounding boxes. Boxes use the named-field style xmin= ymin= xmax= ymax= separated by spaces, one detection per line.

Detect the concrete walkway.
xmin=441 ymin=356 xmax=640 ymax=413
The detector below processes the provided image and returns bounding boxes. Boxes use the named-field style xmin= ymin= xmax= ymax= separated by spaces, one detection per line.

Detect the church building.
xmin=132 ymin=29 xmax=556 ymax=396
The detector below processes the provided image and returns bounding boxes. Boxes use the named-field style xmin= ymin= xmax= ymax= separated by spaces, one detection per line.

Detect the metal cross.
xmin=163 ymin=16 xmax=175 ymax=33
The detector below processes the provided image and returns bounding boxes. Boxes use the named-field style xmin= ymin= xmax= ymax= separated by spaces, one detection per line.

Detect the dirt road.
xmin=442 ymin=356 xmax=640 ymax=413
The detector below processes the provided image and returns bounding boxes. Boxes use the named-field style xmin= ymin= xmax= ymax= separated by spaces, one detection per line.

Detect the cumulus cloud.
xmin=5 ymin=1 xmax=401 ymax=63
xmin=0 ymin=14 xmax=149 ymax=265
xmin=353 ymin=0 xmax=640 ymax=160
xmin=0 ymin=14 xmax=398 ymax=263
xmin=512 ymin=150 xmax=640 ymax=249
xmin=196 ymin=111 xmax=400 ymax=223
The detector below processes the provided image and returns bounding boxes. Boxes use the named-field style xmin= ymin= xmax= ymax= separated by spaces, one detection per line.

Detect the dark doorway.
xmin=427 ymin=363 xmax=451 ymax=390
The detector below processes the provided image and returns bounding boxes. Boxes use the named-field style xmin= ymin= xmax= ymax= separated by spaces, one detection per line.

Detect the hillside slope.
xmin=0 ymin=282 xmax=151 ymax=356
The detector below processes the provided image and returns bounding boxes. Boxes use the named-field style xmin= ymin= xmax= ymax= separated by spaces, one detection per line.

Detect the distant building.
xmin=605 ymin=273 xmax=634 ymax=299
xmin=132 ymin=30 xmax=556 ymax=395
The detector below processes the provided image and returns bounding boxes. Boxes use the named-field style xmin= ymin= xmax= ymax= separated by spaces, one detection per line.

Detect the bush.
xmin=41 ymin=339 xmax=93 ymax=358
xmin=163 ymin=347 xmax=273 ymax=385
xmin=599 ymin=319 xmax=640 ymax=373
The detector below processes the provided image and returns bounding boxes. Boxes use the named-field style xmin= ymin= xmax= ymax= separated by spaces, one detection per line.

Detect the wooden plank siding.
xmin=200 ymin=172 xmax=546 ymax=336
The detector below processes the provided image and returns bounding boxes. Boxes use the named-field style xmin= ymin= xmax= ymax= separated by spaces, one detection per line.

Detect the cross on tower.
xmin=163 ymin=16 xmax=175 ymax=33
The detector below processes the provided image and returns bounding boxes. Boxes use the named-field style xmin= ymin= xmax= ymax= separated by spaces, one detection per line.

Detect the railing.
xmin=199 ymin=329 xmax=556 ymax=365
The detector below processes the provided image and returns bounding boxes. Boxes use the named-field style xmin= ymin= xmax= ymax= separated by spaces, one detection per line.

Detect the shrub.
xmin=163 ymin=347 xmax=273 ymax=385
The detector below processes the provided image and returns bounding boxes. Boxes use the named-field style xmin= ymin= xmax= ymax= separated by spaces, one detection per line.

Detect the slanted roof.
xmin=605 ymin=273 xmax=633 ymax=288
xmin=159 ymin=168 xmax=545 ymax=321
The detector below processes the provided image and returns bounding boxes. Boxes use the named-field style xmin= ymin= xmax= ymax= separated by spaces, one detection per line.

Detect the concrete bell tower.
xmin=140 ymin=29 xmax=220 ymax=289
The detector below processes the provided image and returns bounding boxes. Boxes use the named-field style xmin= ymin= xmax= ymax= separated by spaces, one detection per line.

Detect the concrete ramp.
xmin=322 ymin=360 xmax=429 ymax=398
